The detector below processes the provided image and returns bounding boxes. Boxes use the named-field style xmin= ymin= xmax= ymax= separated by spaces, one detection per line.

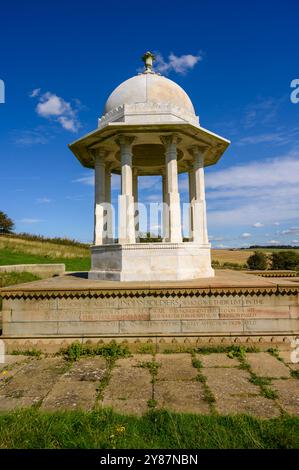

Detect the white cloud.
xmin=236 ymin=127 xmax=299 ymax=147
xmin=19 ymin=218 xmax=43 ymax=224
xmin=36 ymin=198 xmax=51 ymax=204
xmin=242 ymin=97 xmax=281 ymax=129
xmin=29 ymin=88 xmax=41 ymax=98
xmin=206 ymin=154 xmax=299 ymax=190
xmin=36 ymin=93 xmax=70 ymax=117
xmin=253 ymin=222 xmax=264 ymax=228
xmin=292 ymin=239 xmax=299 ymax=243
xmin=12 ymin=125 xmax=53 ymax=146
xmin=241 ymin=233 xmax=252 ymax=238
xmin=209 ymin=236 xmax=224 ymax=241
xmin=73 ymin=176 xmax=94 ymax=186
xmin=268 ymin=240 xmax=280 ymax=244
xmin=34 ymin=91 xmax=81 ymax=132
xmin=205 ymin=148 xmax=299 ymax=229
xmin=281 ymin=227 xmax=299 ymax=236
xmin=155 ymin=52 xmax=202 ymax=75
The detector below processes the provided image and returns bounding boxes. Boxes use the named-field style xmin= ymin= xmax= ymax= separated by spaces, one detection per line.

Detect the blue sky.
xmin=0 ymin=0 xmax=299 ymax=247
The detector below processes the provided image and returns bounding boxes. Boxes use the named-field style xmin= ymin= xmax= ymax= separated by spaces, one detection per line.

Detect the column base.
xmin=89 ymin=242 xmax=214 ymax=282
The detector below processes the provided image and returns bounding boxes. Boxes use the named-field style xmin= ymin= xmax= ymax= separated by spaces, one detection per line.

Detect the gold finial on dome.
xmin=141 ymin=51 xmax=156 ymax=74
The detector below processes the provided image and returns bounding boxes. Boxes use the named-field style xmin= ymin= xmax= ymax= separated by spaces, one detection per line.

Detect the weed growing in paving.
xmin=59 ymin=341 xmax=131 ymax=362
xmin=137 ymin=344 xmax=155 ymax=354
xmin=267 ymin=347 xmax=284 ymax=361
xmin=191 ymin=352 xmax=216 ymax=408
xmin=11 ymin=348 xmax=42 ymax=358
xmin=237 ymin=354 xmax=279 ymax=400
xmin=268 ymin=347 xmax=299 ymax=380
xmin=194 ymin=345 xmax=260 ymax=356
xmin=138 ymin=359 xmax=161 ymax=411
xmin=138 ymin=361 xmax=161 ymax=385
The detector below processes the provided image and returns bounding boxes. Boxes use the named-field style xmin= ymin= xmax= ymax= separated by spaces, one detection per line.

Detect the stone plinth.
xmin=0 ymin=270 xmax=298 ymax=352
xmin=89 ymin=243 xmax=214 ymax=281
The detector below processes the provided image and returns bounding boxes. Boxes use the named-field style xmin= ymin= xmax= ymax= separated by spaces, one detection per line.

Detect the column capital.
xmin=93 ymin=147 xmax=110 ymax=158
xmin=116 ymin=135 xmax=135 ymax=147
xmin=160 ymin=133 xmax=182 ymax=147
xmin=188 ymin=144 xmax=209 ymax=156
xmin=91 ymin=147 xmax=110 ymax=164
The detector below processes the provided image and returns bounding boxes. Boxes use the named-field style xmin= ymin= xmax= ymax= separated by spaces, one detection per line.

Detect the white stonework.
xmin=89 ymin=243 xmax=214 ymax=281
xmin=68 ymin=52 xmax=230 ymax=282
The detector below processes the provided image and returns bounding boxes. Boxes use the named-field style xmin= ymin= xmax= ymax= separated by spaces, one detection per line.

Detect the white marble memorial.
xmin=69 ymin=52 xmax=230 ymax=281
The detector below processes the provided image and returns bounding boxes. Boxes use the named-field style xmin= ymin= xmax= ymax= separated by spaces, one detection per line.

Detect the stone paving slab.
xmin=0 ymin=357 xmax=68 ymax=410
xmin=204 ymin=367 xmax=280 ymax=418
xmin=198 ymin=353 xmax=239 ymax=368
xmin=246 ymin=353 xmax=290 ymax=378
xmin=0 ymin=395 xmax=40 ymax=411
xmin=272 ymin=379 xmax=299 ymax=415
xmin=41 ymin=381 xmax=98 ymax=411
xmin=156 ymin=354 xmax=197 ymax=381
xmin=61 ymin=357 xmax=107 ymax=382
xmin=41 ymin=357 xmax=107 ymax=411
xmin=101 ymin=355 xmax=152 ymax=416
xmin=155 ymin=380 xmax=210 ymax=414
xmin=0 ymin=355 xmax=29 ymax=372
xmin=0 ymin=353 xmax=297 ymax=416
xmin=0 ymin=357 xmax=30 ymax=390
xmin=277 ymin=350 xmax=294 ymax=364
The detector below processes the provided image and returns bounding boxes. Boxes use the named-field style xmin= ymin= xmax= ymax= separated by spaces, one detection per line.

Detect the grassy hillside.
xmin=0 ymin=235 xmax=90 ymax=271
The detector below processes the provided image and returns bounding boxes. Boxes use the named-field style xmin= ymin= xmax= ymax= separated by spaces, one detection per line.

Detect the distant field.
xmin=0 ymin=235 xmax=298 ymax=271
xmin=211 ymin=249 xmax=253 ymax=265
xmin=212 ymin=248 xmax=299 ymax=266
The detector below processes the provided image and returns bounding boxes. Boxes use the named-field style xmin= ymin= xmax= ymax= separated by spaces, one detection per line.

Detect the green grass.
xmin=0 ymin=272 xmax=42 ymax=309
xmin=0 ymin=271 xmax=41 ymax=288
xmin=0 ymin=247 xmax=90 ymax=271
xmin=0 ymin=408 xmax=298 ymax=448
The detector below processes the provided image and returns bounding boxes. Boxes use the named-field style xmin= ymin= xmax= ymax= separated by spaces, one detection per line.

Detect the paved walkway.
xmin=0 ymin=350 xmax=298 ymax=417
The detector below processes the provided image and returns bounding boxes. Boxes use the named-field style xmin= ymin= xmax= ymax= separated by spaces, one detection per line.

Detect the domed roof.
xmin=103 ymin=73 xmax=195 ymax=116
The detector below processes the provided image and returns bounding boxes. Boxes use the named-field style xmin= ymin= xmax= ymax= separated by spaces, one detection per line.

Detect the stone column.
xmin=93 ymin=148 xmax=108 ymax=245
xmin=161 ymin=170 xmax=168 ymax=241
xmin=104 ymin=166 xmax=113 ymax=243
xmin=160 ymin=134 xmax=182 ymax=243
xmin=132 ymin=168 xmax=139 ymax=240
xmin=188 ymin=167 xmax=195 ymax=240
xmin=189 ymin=145 xmax=209 ymax=244
xmin=117 ymin=135 xmax=136 ymax=244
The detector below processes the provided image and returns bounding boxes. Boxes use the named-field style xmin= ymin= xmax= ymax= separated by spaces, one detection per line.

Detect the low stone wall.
xmin=0 ymin=264 xmax=65 ymax=279
xmin=0 ymin=271 xmax=298 ymax=352
xmin=246 ymin=270 xmax=298 ymax=278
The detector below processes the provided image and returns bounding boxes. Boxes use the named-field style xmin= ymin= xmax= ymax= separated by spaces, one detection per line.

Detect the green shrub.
xmin=271 ymin=251 xmax=299 ymax=270
xmin=247 ymin=251 xmax=268 ymax=270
